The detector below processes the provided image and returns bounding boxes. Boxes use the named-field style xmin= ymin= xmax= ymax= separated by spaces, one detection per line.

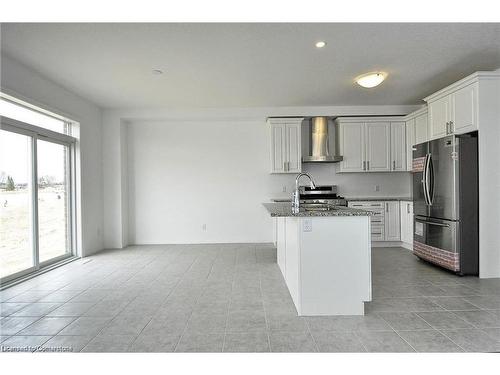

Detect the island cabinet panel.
xmin=298 ymin=216 xmax=371 ymax=315
xmin=285 ymin=217 xmax=300 ymax=310
xmin=276 ymin=217 xmax=286 ymax=279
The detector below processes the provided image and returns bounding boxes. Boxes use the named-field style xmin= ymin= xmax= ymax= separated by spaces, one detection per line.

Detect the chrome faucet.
xmin=292 ymin=173 xmax=317 ymax=214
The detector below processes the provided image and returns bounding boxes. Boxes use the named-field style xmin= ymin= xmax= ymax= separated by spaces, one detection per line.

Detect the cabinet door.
xmin=270 ymin=123 xmax=286 ymax=173
xmin=414 ymin=113 xmax=429 ymax=145
xmin=400 ymin=202 xmax=408 ymax=243
xmin=366 ymin=122 xmax=391 ymax=172
xmin=405 ymin=119 xmax=415 ymax=171
xmin=408 ymin=202 xmax=414 ymax=245
xmin=384 ymin=201 xmax=401 ymax=241
xmin=339 ymin=122 xmax=365 ymax=172
xmin=285 ymin=123 xmax=302 ymax=173
xmin=451 ymin=83 xmax=478 ymax=134
xmin=276 ymin=217 xmax=286 ymax=278
xmin=429 ymin=96 xmax=450 ymax=139
xmin=390 ymin=122 xmax=406 ymax=171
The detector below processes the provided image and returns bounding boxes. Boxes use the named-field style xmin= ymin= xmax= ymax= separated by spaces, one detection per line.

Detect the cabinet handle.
xmin=367 ymin=161 xmax=370 ymax=170
xmin=449 ymin=121 xmax=454 ymax=133
xmin=393 ymin=160 xmax=396 ymax=170
xmin=445 ymin=122 xmax=450 ymax=135
xmin=386 ymin=203 xmax=389 ymax=212
xmin=407 ymin=203 xmax=410 ymax=214
xmin=363 ymin=161 xmax=366 ymax=171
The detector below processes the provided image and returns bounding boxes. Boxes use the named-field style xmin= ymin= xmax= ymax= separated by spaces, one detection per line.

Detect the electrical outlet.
xmin=374 ymin=185 xmax=380 ymax=192
xmin=202 ymin=224 xmax=207 ymax=231
xmin=303 ymin=219 xmax=313 ymax=232
xmin=282 ymin=185 xmax=287 ymax=192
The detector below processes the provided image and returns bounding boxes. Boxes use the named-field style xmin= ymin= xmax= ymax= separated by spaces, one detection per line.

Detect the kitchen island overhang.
xmin=264 ymin=202 xmax=374 ymax=316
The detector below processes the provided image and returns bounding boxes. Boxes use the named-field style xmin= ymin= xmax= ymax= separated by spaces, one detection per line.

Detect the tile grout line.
xmin=257 ymin=245 xmax=272 ymax=353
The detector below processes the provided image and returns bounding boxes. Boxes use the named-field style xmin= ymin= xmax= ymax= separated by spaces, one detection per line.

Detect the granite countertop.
xmin=263 ymin=202 xmax=375 ymax=217
xmin=345 ymin=197 xmax=413 ymax=202
xmin=271 ymin=197 xmax=412 ymax=203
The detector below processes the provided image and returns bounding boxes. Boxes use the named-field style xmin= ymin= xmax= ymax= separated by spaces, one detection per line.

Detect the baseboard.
xmin=372 ymin=241 xmax=413 ymax=250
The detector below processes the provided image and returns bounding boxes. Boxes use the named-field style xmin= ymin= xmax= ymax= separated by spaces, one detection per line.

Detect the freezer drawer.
xmin=414 ymin=216 xmax=458 ymax=252
xmin=413 ymin=216 xmax=460 ymax=272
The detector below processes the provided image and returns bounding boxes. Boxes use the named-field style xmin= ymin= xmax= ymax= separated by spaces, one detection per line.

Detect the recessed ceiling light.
xmin=355 ymin=72 xmax=387 ymax=88
xmin=315 ymin=41 xmax=327 ymax=48
xmin=152 ymin=69 xmax=163 ymax=75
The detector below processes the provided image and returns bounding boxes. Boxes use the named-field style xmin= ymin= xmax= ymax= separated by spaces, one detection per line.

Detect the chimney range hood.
xmin=302 ymin=116 xmax=343 ymax=163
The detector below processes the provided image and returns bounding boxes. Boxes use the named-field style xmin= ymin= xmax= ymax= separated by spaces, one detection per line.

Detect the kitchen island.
xmin=263 ymin=202 xmax=374 ymax=316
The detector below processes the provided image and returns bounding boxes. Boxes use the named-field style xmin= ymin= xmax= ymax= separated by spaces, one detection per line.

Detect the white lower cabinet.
xmin=384 ymin=201 xmax=401 ymax=241
xmin=400 ymin=201 xmax=414 ymax=247
xmin=348 ymin=200 xmax=401 ymax=242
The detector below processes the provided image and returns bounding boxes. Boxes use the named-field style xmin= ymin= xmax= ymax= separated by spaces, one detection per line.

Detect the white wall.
xmin=126 ymin=118 xmax=411 ymax=244
xmin=102 ymin=105 xmax=419 ymax=248
xmin=1 ymin=54 xmax=104 ymax=256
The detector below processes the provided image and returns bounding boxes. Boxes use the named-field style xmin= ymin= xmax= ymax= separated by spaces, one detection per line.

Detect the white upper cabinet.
xmin=336 ymin=117 xmax=405 ymax=173
xmin=366 ymin=122 xmax=391 ymax=172
xmin=269 ymin=118 xmax=303 ymax=174
xmin=338 ymin=121 xmax=365 ymax=172
xmin=285 ymin=122 xmax=301 ymax=173
xmin=405 ymin=107 xmax=428 ymax=171
xmin=405 ymin=118 xmax=415 ymax=171
xmin=425 ymin=76 xmax=480 ymax=139
xmin=390 ymin=122 xmax=406 ymax=171
xmin=414 ymin=111 xmax=429 ymax=145
xmin=429 ymin=95 xmax=450 ymax=139
xmin=451 ymin=83 xmax=478 ymax=134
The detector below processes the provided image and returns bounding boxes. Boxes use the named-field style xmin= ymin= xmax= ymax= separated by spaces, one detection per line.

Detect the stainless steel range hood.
xmin=302 ymin=116 xmax=343 ymax=163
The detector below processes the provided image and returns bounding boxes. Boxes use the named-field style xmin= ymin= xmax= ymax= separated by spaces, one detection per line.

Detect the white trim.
xmin=335 ymin=116 xmax=406 ymax=123
xmin=372 ymin=241 xmax=410 ymax=248
xmin=0 ymin=88 xmax=83 ymax=124
xmin=403 ymin=106 xmax=428 ymax=121
xmin=0 ymin=116 xmax=76 ymax=144
xmin=423 ymin=71 xmax=500 ymax=103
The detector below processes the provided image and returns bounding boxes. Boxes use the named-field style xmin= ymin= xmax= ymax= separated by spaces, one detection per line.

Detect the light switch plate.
xmin=303 ymin=219 xmax=312 ymax=232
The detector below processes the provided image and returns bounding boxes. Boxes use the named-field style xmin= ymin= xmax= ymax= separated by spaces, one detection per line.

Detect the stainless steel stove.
xmin=299 ymin=185 xmax=346 ymax=206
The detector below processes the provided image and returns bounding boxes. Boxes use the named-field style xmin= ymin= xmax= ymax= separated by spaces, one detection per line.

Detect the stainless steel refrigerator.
xmin=412 ymin=133 xmax=478 ymax=275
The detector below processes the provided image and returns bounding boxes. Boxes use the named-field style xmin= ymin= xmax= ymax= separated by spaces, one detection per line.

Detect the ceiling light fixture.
xmin=355 ymin=72 xmax=387 ymax=88
xmin=152 ymin=69 xmax=163 ymax=75
xmin=315 ymin=41 xmax=327 ymax=48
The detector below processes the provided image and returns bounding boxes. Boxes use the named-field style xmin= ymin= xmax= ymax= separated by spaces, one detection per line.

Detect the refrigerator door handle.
xmin=424 ymin=153 xmax=433 ymax=205
xmin=427 ymin=153 xmax=434 ymax=205
xmin=422 ymin=153 xmax=431 ymax=205
xmin=415 ymin=218 xmax=450 ymax=228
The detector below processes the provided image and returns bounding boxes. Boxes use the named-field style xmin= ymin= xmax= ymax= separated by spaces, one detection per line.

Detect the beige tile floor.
xmin=1 ymin=244 xmax=500 ymax=352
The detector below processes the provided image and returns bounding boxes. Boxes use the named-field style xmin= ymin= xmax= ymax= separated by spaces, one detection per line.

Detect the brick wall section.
xmin=414 ymin=241 xmax=460 ymax=272
xmin=412 ymin=157 xmax=426 ymax=173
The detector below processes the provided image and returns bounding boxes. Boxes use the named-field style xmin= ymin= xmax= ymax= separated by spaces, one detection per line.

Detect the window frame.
xmin=0 ymin=115 xmax=78 ymax=285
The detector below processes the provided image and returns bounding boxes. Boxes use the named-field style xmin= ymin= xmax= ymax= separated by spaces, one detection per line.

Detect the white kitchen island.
xmin=263 ymin=203 xmax=373 ymax=316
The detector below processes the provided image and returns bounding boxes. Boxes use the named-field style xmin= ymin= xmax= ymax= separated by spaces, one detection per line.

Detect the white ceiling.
xmin=1 ymin=23 xmax=500 ymax=109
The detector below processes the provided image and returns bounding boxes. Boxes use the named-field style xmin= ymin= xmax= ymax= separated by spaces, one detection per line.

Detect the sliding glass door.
xmin=37 ymin=139 xmax=72 ymax=264
xmin=0 ymin=114 xmax=76 ymax=283
xmin=0 ymin=129 xmax=35 ymax=279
